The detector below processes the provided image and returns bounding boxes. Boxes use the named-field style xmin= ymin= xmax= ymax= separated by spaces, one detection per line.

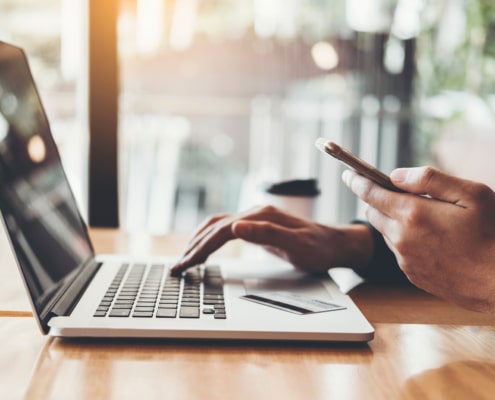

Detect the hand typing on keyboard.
xmin=170 ymin=205 xmax=373 ymax=276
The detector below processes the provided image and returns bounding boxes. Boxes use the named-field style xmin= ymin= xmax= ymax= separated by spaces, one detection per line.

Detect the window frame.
xmin=87 ymin=0 xmax=119 ymax=227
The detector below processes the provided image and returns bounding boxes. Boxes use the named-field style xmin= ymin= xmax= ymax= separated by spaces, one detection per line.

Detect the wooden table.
xmin=1 ymin=228 xmax=495 ymax=400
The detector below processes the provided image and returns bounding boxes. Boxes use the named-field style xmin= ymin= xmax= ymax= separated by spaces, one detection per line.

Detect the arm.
xmin=171 ymin=204 xmax=408 ymax=285
xmin=343 ymin=166 xmax=495 ymax=312
xmin=171 ymin=205 xmax=375 ymax=276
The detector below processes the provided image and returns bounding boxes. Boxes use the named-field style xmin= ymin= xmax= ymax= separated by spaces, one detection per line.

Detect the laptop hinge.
xmin=43 ymin=259 xmax=101 ymax=323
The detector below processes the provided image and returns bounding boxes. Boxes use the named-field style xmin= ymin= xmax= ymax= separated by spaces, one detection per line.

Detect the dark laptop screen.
xmin=0 ymin=42 xmax=93 ymax=315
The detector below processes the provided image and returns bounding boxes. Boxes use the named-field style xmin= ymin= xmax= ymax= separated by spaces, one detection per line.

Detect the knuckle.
xmin=255 ymin=220 xmax=269 ymax=229
xmin=258 ymin=220 xmax=274 ymax=232
xmin=358 ymin=180 xmax=376 ymax=203
xmin=261 ymin=204 xmax=277 ymax=213
xmin=205 ymin=213 xmax=227 ymax=225
xmin=396 ymin=198 xmax=425 ymax=229
xmin=258 ymin=204 xmax=279 ymax=215
xmin=211 ymin=221 xmax=233 ymax=238
xmin=402 ymin=205 xmax=423 ymax=227
xmin=419 ymin=166 xmax=438 ymax=187
xmin=469 ymin=182 xmax=494 ymax=200
xmin=252 ymin=221 xmax=275 ymax=240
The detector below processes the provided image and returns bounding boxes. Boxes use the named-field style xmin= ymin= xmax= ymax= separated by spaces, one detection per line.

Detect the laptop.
xmin=0 ymin=41 xmax=374 ymax=342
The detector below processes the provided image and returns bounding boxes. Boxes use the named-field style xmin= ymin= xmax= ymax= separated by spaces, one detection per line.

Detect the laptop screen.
xmin=0 ymin=42 xmax=93 ymax=316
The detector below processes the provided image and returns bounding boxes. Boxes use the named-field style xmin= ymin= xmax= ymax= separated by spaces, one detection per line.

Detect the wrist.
xmin=334 ymin=224 xmax=374 ymax=272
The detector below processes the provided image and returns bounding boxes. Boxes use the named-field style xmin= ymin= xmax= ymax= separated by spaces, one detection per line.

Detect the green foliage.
xmin=417 ymin=0 xmax=495 ymax=99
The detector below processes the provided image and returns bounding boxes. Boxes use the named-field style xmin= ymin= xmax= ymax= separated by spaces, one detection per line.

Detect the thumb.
xmin=231 ymin=220 xmax=295 ymax=249
xmin=390 ymin=167 xmax=467 ymax=206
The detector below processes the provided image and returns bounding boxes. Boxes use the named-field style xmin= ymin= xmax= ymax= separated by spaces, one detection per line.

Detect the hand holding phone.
xmin=315 ymin=138 xmax=405 ymax=193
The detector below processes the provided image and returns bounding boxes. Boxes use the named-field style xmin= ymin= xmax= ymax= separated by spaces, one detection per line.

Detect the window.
xmin=117 ymin=0 xmax=416 ymax=233
xmin=414 ymin=0 xmax=495 ymax=190
xmin=6 ymin=1 xmax=489 ymax=233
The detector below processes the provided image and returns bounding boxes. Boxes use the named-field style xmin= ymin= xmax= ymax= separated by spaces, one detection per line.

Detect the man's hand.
xmin=171 ymin=205 xmax=373 ymax=276
xmin=343 ymin=166 xmax=495 ymax=312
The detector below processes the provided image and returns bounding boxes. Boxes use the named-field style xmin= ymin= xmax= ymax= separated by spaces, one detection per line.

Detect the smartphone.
xmin=315 ymin=138 xmax=404 ymax=193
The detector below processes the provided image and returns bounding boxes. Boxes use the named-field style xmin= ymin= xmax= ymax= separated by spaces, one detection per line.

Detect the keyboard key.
xmin=157 ymin=304 xmax=177 ymax=309
xmin=160 ymin=295 xmax=179 ymax=300
xmin=134 ymin=306 xmax=155 ymax=312
xmin=204 ymin=294 xmax=224 ymax=300
xmin=180 ymin=307 xmax=200 ymax=318
xmin=181 ymin=302 xmax=200 ymax=307
xmin=214 ymin=313 xmax=227 ymax=319
xmin=132 ymin=311 xmax=154 ymax=318
xmin=203 ymin=299 xmax=224 ymax=305
xmin=137 ymin=290 xmax=155 ymax=296
xmin=109 ymin=309 xmax=131 ymax=317
xmin=156 ymin=309 xmax=177 ymax=318
xmin=93 ymin=311 xmax=107 ymax=317
xmin=136 ymin=303 xmax=156 ymax=308
xmin=116 ymin=299 xmax=136 ymax=304
xmin=203 ymin=308 xmax=215 ymax=315
xmin=112 ymin=303 xmax=134 ymax=309
xmin=116 ymin=296 xmax=136 ymax=300
xmin=182 ymin=294 xmax=200 ymax=299
xmin=159 ymin=299 xmax=178 ymax=305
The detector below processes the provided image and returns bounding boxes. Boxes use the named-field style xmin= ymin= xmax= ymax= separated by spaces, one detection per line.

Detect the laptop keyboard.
xmin=93 ymin=264 xmax=226 ymax=319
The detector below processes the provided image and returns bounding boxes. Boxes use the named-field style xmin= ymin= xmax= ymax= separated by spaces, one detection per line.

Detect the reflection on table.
xmin=2 ymin=318 xmax=495 ymax=400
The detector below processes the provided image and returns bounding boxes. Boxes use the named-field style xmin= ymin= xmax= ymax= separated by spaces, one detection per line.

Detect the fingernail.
xmin=390 ymin=168 xmax=408 ymax=183
xmin=342 ymin=169 xmax=352 ymax=185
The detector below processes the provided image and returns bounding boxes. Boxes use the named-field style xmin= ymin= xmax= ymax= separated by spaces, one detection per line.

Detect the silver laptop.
xmin=0 ymin=41 xmax=374 ymax=342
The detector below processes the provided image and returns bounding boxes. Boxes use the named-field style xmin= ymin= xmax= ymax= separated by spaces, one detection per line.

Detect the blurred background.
xmin=1 ymin=0 xmax=495 ymax=234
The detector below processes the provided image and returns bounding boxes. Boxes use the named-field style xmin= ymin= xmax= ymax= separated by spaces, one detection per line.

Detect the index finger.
xmin=342 ymin=169 xmax=407 ymax=218
xmin=184 ymin=213 xmax=230 ymax=248
xmin=171 ymin=220 xmax=235 ymax=275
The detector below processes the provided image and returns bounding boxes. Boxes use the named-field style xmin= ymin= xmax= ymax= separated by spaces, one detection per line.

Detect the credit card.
xmin=240 ymin=291 xmax=346 ymax=315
